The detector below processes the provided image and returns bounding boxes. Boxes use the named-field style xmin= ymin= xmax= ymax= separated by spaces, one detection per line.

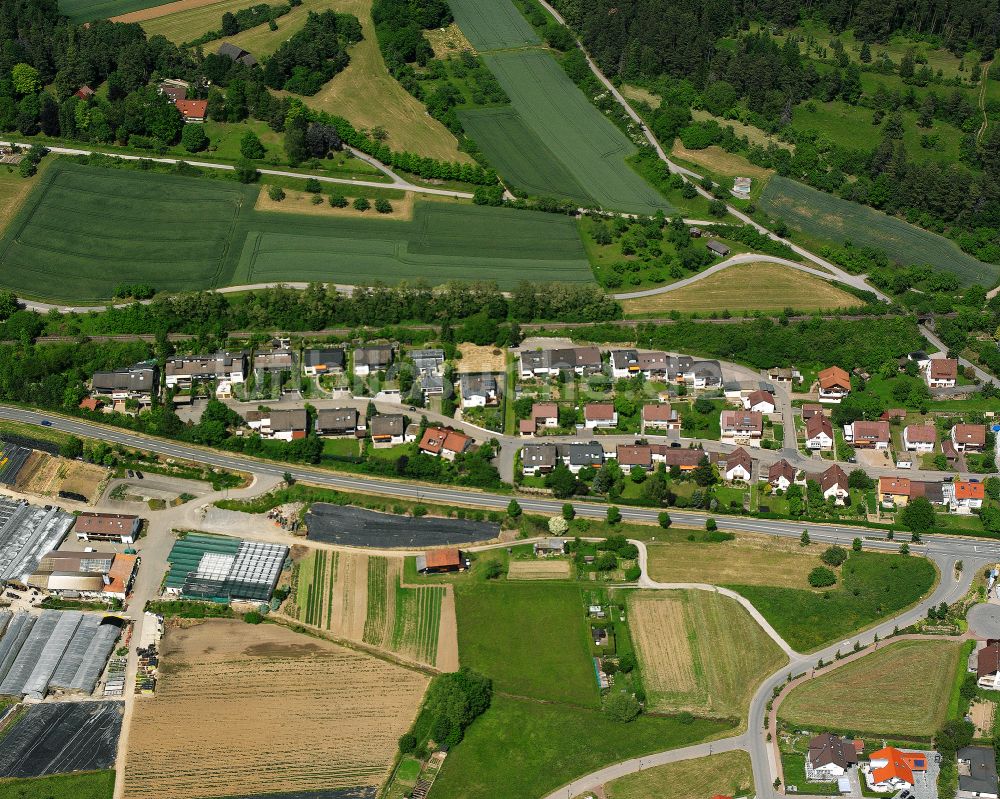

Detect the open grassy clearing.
xmin=59 ymin=0 xmax=175 ymax=23
xmin=448 ymin=0 xmax=540 ymax=51
xmin=758 ymin=176 xmax=999 ymax=287
xmin=621 ymin=84 xmax=661 ymax=109
xmin=301 ymin=0 xmax=469 ymax=162
xmin=124 ymin=619 xmax=427 ymax=799
xmin=0 ymin=160 xmax=592 ymax=301
xmin=111 ymin=0 xmax=222 ymax=22
xmin=646 ymin=533 xmax=829 ymax=589
xmin=431 ymin=694 xmax=733 ymax=799
xmin=672 ymin=140 xmax=775 ymax=182
xmin=291 ymin=549 xmax=454 ymax=668
xmin=466 ymin=48 xmax=671 ymax=214
xmin=0 ymin=160 xmax=50 ymax=238
xmin=139 ymin=0 xmax=261 ymax=42
xmin=728 ymin=551 xmax=938 ymax=652
xmin=690 ymin=109 xmax=792 ymax=150
xmin=605 ymin=751 xmax=753 ymax=799
xmin=629 ymin=590 xmax=787 ymax=720
xmin=621 ymin=262 xmax=862 ymax=315
xmin=780 ymin=639 xmax=962 ymax=737
xmin=256 ymin=185 xmax=416 ymax=219
xmin=0 ymin=770 xmax=115 ymax=799
xmin=454 ymin=581 xmax=598 ymax=707
xmin=507 ymin=560 xmax=571 ymax=580
xmin=425 ymin=23 xmax=475 ymax=58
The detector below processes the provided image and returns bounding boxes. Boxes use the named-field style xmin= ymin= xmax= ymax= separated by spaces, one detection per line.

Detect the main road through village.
xmin=0 ymin=404 xmax=993 ymax=799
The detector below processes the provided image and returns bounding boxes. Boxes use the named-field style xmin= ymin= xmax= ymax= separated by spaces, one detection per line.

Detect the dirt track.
xmin=110 ymin=0 xmax=221 ymax=24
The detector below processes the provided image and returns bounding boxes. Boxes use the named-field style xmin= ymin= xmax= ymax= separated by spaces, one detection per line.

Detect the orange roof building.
xmin=868 ymin=748 xmax=927 ymax=789
xmin=417 ymin=547 xmax=463 ymax=573
xmin=175 ymin=99 xmax=208 ymax=122
xmin=418 ymin=427 xmax=472 ymax=459
xmin=955 ymin=481 xmax=985 ymax=501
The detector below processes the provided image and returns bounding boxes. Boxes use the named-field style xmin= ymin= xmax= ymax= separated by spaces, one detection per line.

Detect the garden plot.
xmin=507 ymin=560 xmax=571 ymax=580
xmin=124 ymin=620 xmax=427 ymax=799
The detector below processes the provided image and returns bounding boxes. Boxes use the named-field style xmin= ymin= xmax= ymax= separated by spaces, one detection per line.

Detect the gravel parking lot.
xmin=305 ymin=504 xmax=500 ymax=548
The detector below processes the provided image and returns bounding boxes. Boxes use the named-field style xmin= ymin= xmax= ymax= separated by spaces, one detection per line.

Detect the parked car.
xmin=134 ymin=471 xmax=143 ymax=480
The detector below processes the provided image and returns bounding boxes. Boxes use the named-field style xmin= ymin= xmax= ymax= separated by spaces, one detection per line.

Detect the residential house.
xmin=944 ymin=480 xmax=985 ymax=514
xmin=818 ymin=366 xmax=851 ymax=403
xmin=903 ymin=425 xmax=938 ymax=452
xmin=92 ymin=365 xmax=158 ymax=401
xmin=616 ymin=444 xmax=652 ymax=470
xmin=217 ymin=41 xmax=258 ymax=67
xmin=165 ymin=351 xmax=247 ymax=388
xmin=768 ymin=366 xmax=801 ymax=386
xmin=253 ymin=349 xmax=294 ymax=375
xmin=521 ymin=443 xmax=558 ymax=476
xmin=353 ymin=345 xmax=393 ymax=377
xmin=805 ymin=414 xmax=834 ymax=451
xmin=74 ymin=85 xmax=95 ymax=100
xmin=807 ymin=733 xmax=859 ymax=780
xmin=415 ymin=548 xmax=464 ymax=574
xmin=720 ymin=410 xmax=764 ymax=445
xmin=879 ymin=476 xmax=912 ymax=508
xmin=419 ymin=427 xmax=473 ymax=461
xmin=535 ymin=539 xmax=566 ymax=556
xmin=558 ymin=441 xmax=605 ymax=473
xmin=27 ymin=551 xmax=138 ymax=602
xmin=642 ymin=404 xmax=680 ymax=433
xmin=584 ymin=403 xmax=618 ymax=429
xmin=745 ymin=389 xmax=776 ymax=414
xmin=248 ymin=409 xmax=308 ymax=441
xmin=460 ymin=374 xmax=498 ymax=408
xmin=706 ymin=239 xmax=730 ymax=257
xmin=518 ymin=347 xmax=602 ymax=378
xmin=865 ymin=748 xmax=928 ymax=792
xmin=653 ymin=447 xmax=705 ymax=471
xmin=977 ymin=641 xmax=1000 ymax=690
xmin=677 ymin=357 xmax=723 ymax=389
xmin=721 ymin=447 xmax=753 ymax=482
xmin=845 ymin=420 xmax=891 ymax=449
xmin=532 ymin=402 xmax=559 ymax=429
xmin=158 ymin=80 xmax=188 ymax=103
xmin=801 ymin=404 xmax=825 ymax=421
xmin=314 ymin=407 xmax=358 ymax=437
xmin=926 ymin=358 xmax=959 ymax=388
xmin=175 ymin=99 xmax=207 ymax=123
xmin=818 ymin=464 xmax=850 ymax=504
xmin=369 ymin=414 xmax=405 ymax=447
xmin=952 ymin=424 xmax=988 ymax=453
xmin=303 ymin=348 xmax=345 ymax=376
xmin=73 ymin=513 xmax=141 ymax=544
xmin=78 ymin=397 xmax=103 ymax=412
xmin=410 ymin=349 xmax=445 ymax=376
xmin=957 ymin=747 xmax=999 ymax=799
xmin=767 ymin=459 xmax=796 ymax=491
xmin=609 ymin=349 xmax=669 ymax=379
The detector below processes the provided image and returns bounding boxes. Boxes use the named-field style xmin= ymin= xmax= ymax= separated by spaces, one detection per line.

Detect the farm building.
xmin=0 ymin=497 xmax=73 ymax=582
xmin=706 ymin=239 xmax=731 ymax=257
xmin=73 ymin=512 xmax=141 ymax=544
xmin=0 ymin=610 xmax=124 ymax=699
xmin=164 ymin=533 xmax=287 ymax=602
xmin=27 ymin=551 xmax=138 ymax=601
xmin=415 ymin=548 xmax=464 ymax=573
xmin=217 ymin=41 xmax=258 ymax=67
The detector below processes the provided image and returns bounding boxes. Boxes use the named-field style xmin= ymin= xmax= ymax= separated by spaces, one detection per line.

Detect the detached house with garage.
xmin=944 ymin=480 xmax=985 ymax=514
xmin=926 ymin=358 xmax=959 ymax=388
xmin=314 ymin=407 xmax=359 ymax=437
xmin=844 ymin=420 xmax=891 ymax=449
xmin=952 ymin=424 xmax=988 ymax=453
xmin=459 ymin=375 xmax=498 ymax=408
xmin=745 ymin=389 xmax=776 ymax=414
xmin=353 ymin=345 xmax=393 ymax=377
xmin=808 ymin=733 xmax=860 ymax=780
xmin=245 ymin=408 xmax=308 ymax=441
xmin=303 ymin=348 xmax=345 ymax=377
xmin=641 ymin=404 xmax=680 ymax=433
xmin=720 ymin=410 xmax=763 ymax=446
xmin=816 ymin=464 xmax=850 ymax=504
xmin=805 ymin=414 xmax=834 ymax=451
xmin=903 ymin=424 xmax=938 ymax=452
xmin=818 ymin=366 xmax=851 ymax=403
xmin=957 ymin=746 xmax=999 ymax=799
xmin=584 ymin=403 xmax=617 ymax=429
xmin=865 ymin=748 xmax=928 ymax=792
xmin=521 ymin=443 xmax=558 ymax=476
xmin=977 ymin=641 xmax=1000 ymax=690
xmin=767 ymin=459 xmax=796 ymax=491
xmin=721 ymin=447 xmax=753 ymax=482
xmin=419 ymin=427 xmax=472 ymax=461
xmin=616 ymin=444 xmax=652 ymax=470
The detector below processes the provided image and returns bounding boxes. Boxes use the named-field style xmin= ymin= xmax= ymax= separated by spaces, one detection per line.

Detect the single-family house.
xmin=253 ymin=349 xmax=294 ymax=375
xmin=818 ymin=366 xmax=851 ymax=403
xmin=415 ymin=548 xmax=464 ymax=574
xmin=217 ymin=41 xmax=258 ymax=67
xmin=419 ymin=427 xmax=473 ymax=461
xmin=265 ymin=409 xmax=308 ymax=441
xmin=616 ymin=444 xmax=652 ymax=470
xmin=369 ymin=414 xmax=405 ymax=447
xmin=845 ymin=420 xmax=891 ymax=449
xmin=721 ymin=447 xmax=753 ymax=482
xmin=74 ymin=85 xmax=95 ymax=100
xmin=314 ymin=407 xmax=358 ymax=437
xmin=158 ymin=81 xmax=187 ymax=103
xmin=677 ymin=357 xmax=724 ymax=389
xmin=585 ymin=403 xmax=618 ymax=429
xmin=609 ymin=349 xmax=671 ymax=379
xmin=175 ymin=99 xmax=208 ymax=123
xmin=518 ymin=347 xmax=602 ymax=378
xmin=745 ymin=389 xmax=776 ymax=414
xmin=768 ymin=366 xmax=801 ymax=386
xmin=78 ymin=397 xmax=103 ymax=412
xmin=808 ymin=733 xmax=859 ymax=779
xmin=801 ymin=404 xmax=825 ymax=421
xmin=957 ymin=746 xmax=999 ymax=799
xmin=706 ymin=239 xmax=730 ymax=257
xmin=977 ymin=641 xmax=1000 ymax=690
xmin=944 ymin=480 xmax=985 ymax=514
xmin=521 ymin=443 xmax=558 ymax=476
xmin=642 ymin=403 xmax=680 ymax=433
xmin=767 ymin=459 xmax=796 ymax=491
xmin=92 ymin=365 xmax=158 ymax=401
xmin=926 ymin=358 xmax=959 ymax=388
xmin=532 ymin=402 xmax=559 ymax=429
xmin=819 ymin=464 xmax=850 ymax=504
xmin=353 ymin=345 xmax=393 ymax=377
xmin=952 ymin=424 xmax=988 ymax=453
xmin=805 ymin=414 xmax=834 ymax=451
xmin=165 ymin=351 xmax=247 ymax=388
xmin=903 ymin=424 xmax=938 ymax=452
xmin=410 ymin=349 xmax=445 ymax=376
xmin=720 ymin=410 xmax=764 ymax=445
xmin=653 ymin=447 xmax=705 ymax=471
xmin=865 ymin=748 xmax=927 ymax=792
xmin=558 ymin=441 xmax=605 ymax=473
xmin=460 ymin=374 xmax=498 ymax=408
xmin=879 ymin=476 xmax=912 ymax=508
xmin=303 ymin=348 xmax=345 ymax=376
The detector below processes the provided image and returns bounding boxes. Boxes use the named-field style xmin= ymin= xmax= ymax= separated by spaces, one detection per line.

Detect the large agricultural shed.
xmin=0 ymin=610 xmax=124 ymax=699
xmin=165 ymin=533 xmax=287 ymax=602
xmin=0 ymin=496 xmax=73 ymax=583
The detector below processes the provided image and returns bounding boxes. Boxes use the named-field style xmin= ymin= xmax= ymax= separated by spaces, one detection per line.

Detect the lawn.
xmin=780 ymin=639 xmax=963 ymax=737
xmin=629 ymin=590 xmax=787 ymax=721
xmin=59 ymin=0 xmax=174 ymax=23
xmin=645 ymin=533 xmax=828 ymax=589
xmin=0 ymin=160 xmax=593 ymax=301
xmin=0 ymin=160 xmax=49 ymax=238
xmin=0 ymin=770 xmax=115 ymax=799
xmin=605 ymin=751 xmax=753 ymax=799
xmin=758 ymin=177 xmax=999 ymax=287
xmin=430 ymin=694 xmax=734 ymax=799
xmin=620 ymin=263 xmax=863 ymax=316
xmin=139 ymin=0 xmax=259 ymax=42
xmin=727 ymin=551 xmax=938 ymax=652
xmin=454 ymin=581 xmax=599 ymax=707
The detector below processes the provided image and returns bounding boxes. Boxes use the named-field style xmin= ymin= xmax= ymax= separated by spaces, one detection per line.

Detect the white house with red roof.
xmin=864 ymin=748 xmax=928 ymax=792
xmin=944 ymin=480 xmax=985 ymax=514
xmin=805 ymin=414 xmax=834 ymax=451
xmin=584 ymin=403 xmax=617 ymax=429
xmin=745 ymin=389 xmax=776 ymax=414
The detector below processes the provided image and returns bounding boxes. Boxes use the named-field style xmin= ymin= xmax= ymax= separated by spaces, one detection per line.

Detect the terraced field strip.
xmin=59 ymin=0 xmax=177 ymax=23
xmin=759 ymin=176 xmax=999 ymax=287
xmin=363 ymin=556 xmax=391 ymax=648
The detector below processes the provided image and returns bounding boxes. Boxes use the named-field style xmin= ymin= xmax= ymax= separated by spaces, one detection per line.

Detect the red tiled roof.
xmin=616 ymin=444 xmax=651 ymax=466
xmin=532 ymin=402 xmax=558 ymax=420
xmin=425 ymin=548 xmax=461 ymax=569
xmin=642 ymin=404 xmax=674 ymax=421
xmin=818 ymin=366 xmax=850 ymax=390
xmin=852 ymin=420 xmax=890 ymax=443
xmin=956 ymin=481 xmax=985 ymax=500
xmin=870 ymin=748 xmax=927 ymax=786
xmin=585 ymin=403 xmax=615 ymax=420
xmin=953 ymin=424 xmax=987 ymax=446
xmin=79 ymin=397 xmax=101 ymax=411
xmin=806 ymin=414 xmax=833 ymax=439
xmin=747 ymin=389 xmax=775 ymax=407
xmin=879 ymin=476 xmax=911 ymax=495
xmin=930 ymin=358 xmax=958 ymax=379
xmin=175 ymin=99 xmax=208 ymax=119
xmin=904 ymin=424 xmax=937 ymax=444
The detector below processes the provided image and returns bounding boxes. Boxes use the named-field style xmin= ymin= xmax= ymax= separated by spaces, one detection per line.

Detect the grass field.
xmin=449 ymin=0 xmax=539 ymax=50
xmin=59 ymin=0 xmax=174 ymax=23
xmin=728 ymin=551 xmax=937 ymax=652
xmin=758 ymin=176 xmax=1000 ymax=287
xmin=0 ymin=770 xmax=115 ymax=799
xmin=465 ymin=49 xmax=672 ymax=214
xmin=0 ymin=160 xmax=592 ymax=301
xmin=139 ymin=0 xmax=258 ymax=42
xmin=672 ymin=140 xmax=775 ymax=182
xmin=430 ymin=694 xmax=733 ymax=799
xmin=605 ymin=751 xmax=753 ymax=799
xmin=454 ymin=581 xmax=598 ymax=707
xmin=0 ymin=161 xmax=49 ymax=238
xmin=621 ymin=263 xmax=862 ymax=315
xmin=630 ymin=590 xmax=786 ymax=721
xmin=780 ymin=639 xmax=962 ymax=737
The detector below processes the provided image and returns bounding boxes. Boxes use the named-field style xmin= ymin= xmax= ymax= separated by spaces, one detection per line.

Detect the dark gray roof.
xmin=522 ymin=443 xmax=557 ymax=468
xmin=217 ymin=42 xmax=257 ymax=66
xmin=370 ymin=414 xmax=404 ymax=437
xmin=958 ymin=747 xmax=999 ymax=796
xmin=460 ymin=374 xmax=497 ymax=398
xmin=315 ymin=407 xmax=357 ymax=432
xmin=268 ymin=409 xmax=307 ymax=432
xmin=354 ymin=346 xmax=393 ymax=369
xmin=92 ymin=366 xmax=157 ymax=394
xmin=558 ymin=441 xmax=604 ymax=467
xmin=305 ymin=348 xmax=345 ymax=370
xmin=808 ymin=733 xmax=858 ymax=770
